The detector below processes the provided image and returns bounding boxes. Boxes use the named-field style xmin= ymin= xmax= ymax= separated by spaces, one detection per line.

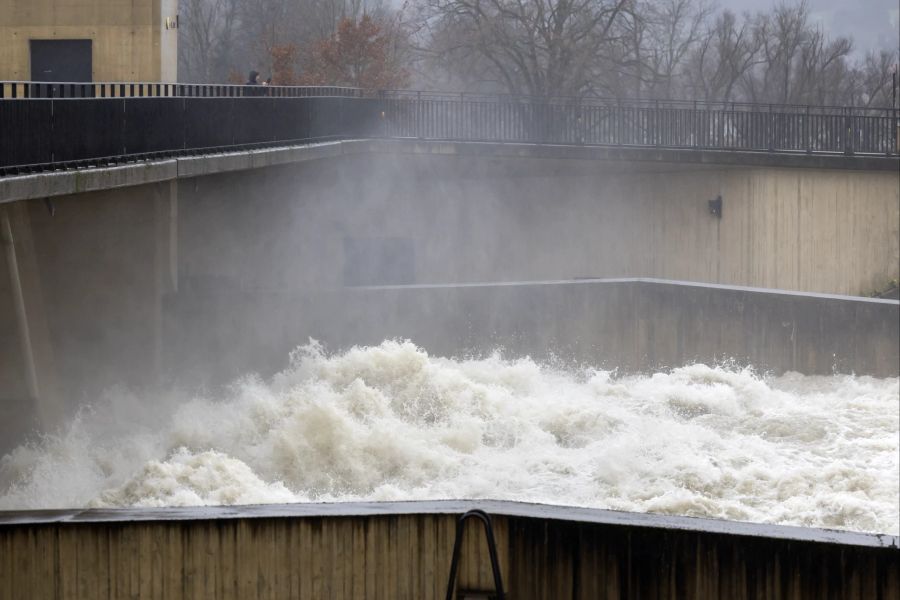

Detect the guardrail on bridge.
xmin=1 ymin=82 xmax=897 ymax=175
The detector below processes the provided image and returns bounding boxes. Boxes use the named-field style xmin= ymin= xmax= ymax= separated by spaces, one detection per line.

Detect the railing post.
xmin=417 ymin=90 xmax=423 ymax=140
xmin=654 ymin=99 xmax=660 ymax=148
xmin=460 ymin=92 xmax=465 ymax=141
xmin=577 ymin=101 xmax=584 ymax=145
xmin=692 ymin=100 xmax=698 ymax=148
xmin=888 ymin=106 xmax=900 ymax=154
xmin=380 ymin=89 xmax=387 ymax=139
xmin=49 ymin=98 xmax=55 ymax=164
xmin=805 ymin=105 xmax=811 ymax=154
xmin=181 ymin=97 xmax=187 ymax=151
xmin=616 ymin=99 xmax=622 ymax=146
xmin=844 ymin=107 xmax=854 ymax=155
xmin=767 ymin=104 xmax=774 ymax=151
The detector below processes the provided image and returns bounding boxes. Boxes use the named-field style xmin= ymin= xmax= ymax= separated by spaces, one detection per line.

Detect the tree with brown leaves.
xmin=270 ymin=44 xmax=300 ymax=85
xmin=300 ymin=15 xmax=410 ymax=89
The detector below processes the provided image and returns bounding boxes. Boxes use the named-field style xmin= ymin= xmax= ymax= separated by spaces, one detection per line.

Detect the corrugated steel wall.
xmin=1 ymin=510 xmax=897 ymax=599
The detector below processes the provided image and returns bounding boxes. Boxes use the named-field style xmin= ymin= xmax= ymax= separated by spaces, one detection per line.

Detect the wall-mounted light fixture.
xmin=708 ymin=195 xmax=722 ymax=218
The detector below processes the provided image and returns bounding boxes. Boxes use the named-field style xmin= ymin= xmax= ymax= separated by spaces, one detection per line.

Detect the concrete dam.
xmin=1 ymin=91 xmax=898 ymax=598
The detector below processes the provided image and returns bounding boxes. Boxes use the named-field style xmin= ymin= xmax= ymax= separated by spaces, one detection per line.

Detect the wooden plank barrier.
xmin=0 ymin=500 xmax=897 ymax=599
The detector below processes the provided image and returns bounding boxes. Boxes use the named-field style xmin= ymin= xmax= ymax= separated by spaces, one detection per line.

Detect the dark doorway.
xmin=30 ymin=39 xmax=92 ymax=82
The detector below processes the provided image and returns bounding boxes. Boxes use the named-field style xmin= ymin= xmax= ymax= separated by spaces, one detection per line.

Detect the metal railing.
xmin=375 ymin=96 xmax=897 ymax=154
xmin=1 ymin=83 xmax=897 ymax=175
xmin=0 ymin=80 xmax=362 ymax=99
xmin=380 ymin=89 xmax=892 ymax=114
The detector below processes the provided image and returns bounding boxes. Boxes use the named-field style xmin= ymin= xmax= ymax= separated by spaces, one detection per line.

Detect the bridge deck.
xmin=2 ymin=139 xmax=898 ymax=205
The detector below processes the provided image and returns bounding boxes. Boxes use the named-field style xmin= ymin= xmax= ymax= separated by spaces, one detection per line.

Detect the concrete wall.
xmin=1 ymin=500 xmax=896 ymax=599
xmin=0 ymin=0 xmax=177 ymax=81
xmin=177 ymin=152 xmax=899 ymax=297
xmin=0 ymin=183 xmax=175 ymax=449
xmin=0 ymin=148 xmax=897 ymax=445
xmin=164 ymin=280 xmax=900 ymax=389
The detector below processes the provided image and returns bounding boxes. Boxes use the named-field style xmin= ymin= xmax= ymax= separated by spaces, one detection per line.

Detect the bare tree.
xmin=638 ymin=0 xmax=714 ymax=99
xmin=178 ymin=0 xmax=392 ymax=82
xmin=422 ymin=0 xmax=634 ymax=98
xmin=178 ymin=0 xmax=242 ymax=82
xmin=737 ymin=0 xmax=852 ymax=105
xmin=684 ymin=10 xmax=762 ymax=101
xmin=849 ymin=49 xmax=899 ymax=108
xmin=176 ymin=0 xmax=896 ymax=108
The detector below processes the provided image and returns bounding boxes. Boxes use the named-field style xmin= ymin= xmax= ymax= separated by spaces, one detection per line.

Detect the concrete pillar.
xmin=0 ymin=202 xmax=61 ymax=431
xmin=152 ymin=181 xmax=178 ymax=382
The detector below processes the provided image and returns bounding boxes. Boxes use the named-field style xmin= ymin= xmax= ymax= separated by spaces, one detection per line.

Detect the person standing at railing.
xmin=244 ymin=71 xmax=266 ymax=96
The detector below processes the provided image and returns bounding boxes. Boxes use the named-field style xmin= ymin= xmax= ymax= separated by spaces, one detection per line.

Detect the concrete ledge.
xmin=344 ymin=138 xmax=900 ymax=171
xmin=323 ymin=278 xmax=900 ymax=376
xmin=175 ymin=143 xmax=350 ymax=179
xmin=3 ymin=139 xmax=898 ymax=203
xmin=0 ymin=160 xmax=178 ymax=203
xmin=352 ymin=276 xmax=900 ymax=304
xmin=169 ymin=278 xmax=900 ymax=378
xmin=0 ymin=499 xmax=895 ymax=548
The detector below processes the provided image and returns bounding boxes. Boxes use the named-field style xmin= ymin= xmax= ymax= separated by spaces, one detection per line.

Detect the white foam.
xmin=1 ymin=340 xmax=897 ymax=534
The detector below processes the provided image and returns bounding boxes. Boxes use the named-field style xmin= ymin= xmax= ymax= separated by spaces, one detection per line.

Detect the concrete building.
xmin=0 ymin=0 xmax=178 ymax=82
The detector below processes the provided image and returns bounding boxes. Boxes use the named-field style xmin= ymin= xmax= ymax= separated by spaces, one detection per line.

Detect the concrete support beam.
xmin=0 ymin=203 xmax=61 ymax=431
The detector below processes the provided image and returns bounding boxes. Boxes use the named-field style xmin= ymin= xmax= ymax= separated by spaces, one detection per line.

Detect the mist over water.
xmin=0 ymin=340 xmax=897 ymax=535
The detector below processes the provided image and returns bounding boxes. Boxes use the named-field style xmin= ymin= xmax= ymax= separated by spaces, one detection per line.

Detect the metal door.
xmin=30 ymin=39 xmax=93 ymax=82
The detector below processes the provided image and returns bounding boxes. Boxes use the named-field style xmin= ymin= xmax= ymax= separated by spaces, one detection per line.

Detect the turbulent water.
xmin=0 ymin=340 xmax=897 ymax=535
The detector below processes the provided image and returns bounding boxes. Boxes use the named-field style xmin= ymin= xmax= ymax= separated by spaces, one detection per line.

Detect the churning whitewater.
xmin=0 ymin=340 xmax=897 ymax=534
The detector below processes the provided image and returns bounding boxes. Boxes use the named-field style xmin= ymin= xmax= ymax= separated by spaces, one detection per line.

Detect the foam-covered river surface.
xmin=1 ymin=341 xmax=897 ymax=535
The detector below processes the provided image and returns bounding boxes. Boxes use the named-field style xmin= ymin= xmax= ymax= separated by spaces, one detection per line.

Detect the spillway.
xmin=1 ymin=340 xmax=897 ymax=536
xmin=1 ymin=274 xmax=899 ymax=600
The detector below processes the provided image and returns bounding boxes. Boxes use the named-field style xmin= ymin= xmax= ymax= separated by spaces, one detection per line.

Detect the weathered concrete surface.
xmin=353 ymin=138 xmax=900 ymax=171
xmin=166 ymin=279 xmax=900 ymax=388
xmin=0 ymin=500 xmax=897 ymax=599
xmin=3 ymin=142 xmax=897 ymax=298
xmin=2 ymin=139 xmax=898 ymax=204
xmin=0 ymin=160 xmax=178 ymax=205
xmin=0 ymin=182 xmax=175 ymax=450
xmin=0 ymin=202 xmax=62 ymax=440
xmin=175 ymin=152 xmax=899 ymax=296
xmin=1 ymin=499 xmax=895 ymax=547
xmin=336 ymin=279 xmax=900 ymax=377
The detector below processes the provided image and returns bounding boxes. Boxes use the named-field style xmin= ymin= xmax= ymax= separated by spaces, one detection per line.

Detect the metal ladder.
xmin=444 ymin=509 xmax=506 ymax=600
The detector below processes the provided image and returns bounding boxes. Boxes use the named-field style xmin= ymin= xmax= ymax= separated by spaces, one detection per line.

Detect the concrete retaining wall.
xmin=166 ymin=279 xmax=900 ymax=387
xmin=174 ymin=149 xmax=900 ymax=297
xmin=1 ymin=500 xmax=896 ymax=599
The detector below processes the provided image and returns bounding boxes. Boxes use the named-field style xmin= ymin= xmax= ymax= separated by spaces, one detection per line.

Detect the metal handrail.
xmin=0 ymin=80 xmax=363 ymax=99
xmin=445 ymin=509 xmax=505 ymax=600
xmin=2 ymin=80 xmax=895 ymax=114
xmin=377 ymin=89 xmax=896 ymax=114
xmin=1 ymin=92 xmax=896 ymax=176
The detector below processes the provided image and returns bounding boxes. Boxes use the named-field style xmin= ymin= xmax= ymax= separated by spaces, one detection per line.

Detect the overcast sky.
xmin=716 ymin=0 xmax=899 ymax=56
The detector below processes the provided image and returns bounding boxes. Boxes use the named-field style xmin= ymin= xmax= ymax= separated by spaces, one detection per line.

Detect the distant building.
xmin=0 ymin=0 xmax=178 ymax=82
